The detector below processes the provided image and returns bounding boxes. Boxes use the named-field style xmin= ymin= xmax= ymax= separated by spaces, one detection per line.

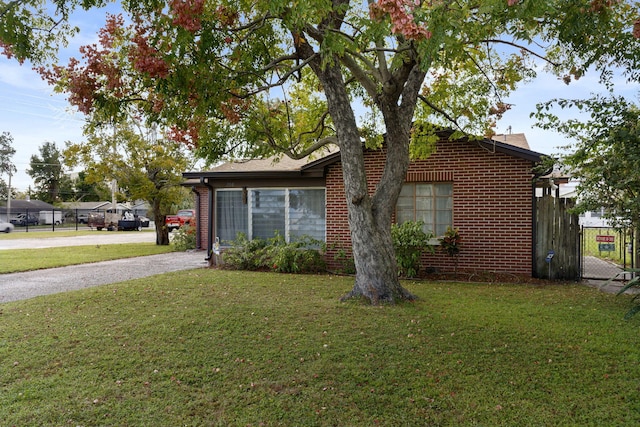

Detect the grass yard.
xmin=1 ymin=270 xmax=639 ymax=426
xmin=0 ymin=243 xmax=174 ymax=273
xmin=0 ymin=230 xmax=94 ymax=241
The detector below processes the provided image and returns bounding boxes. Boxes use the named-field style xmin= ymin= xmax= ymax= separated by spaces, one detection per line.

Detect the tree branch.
xmin=418 ymin=94 xmax=464 ymax=130
xmin=481 ymin=38 xmax=560 ymax=67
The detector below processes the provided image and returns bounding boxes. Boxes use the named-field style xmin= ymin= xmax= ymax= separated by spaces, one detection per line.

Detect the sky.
xmin=0 ymin=5 xmax=638 ymax=192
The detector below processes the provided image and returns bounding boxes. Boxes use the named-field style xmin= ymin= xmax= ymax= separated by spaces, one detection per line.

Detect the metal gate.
xmin=581 ymin=226 xmax=634 ymax=281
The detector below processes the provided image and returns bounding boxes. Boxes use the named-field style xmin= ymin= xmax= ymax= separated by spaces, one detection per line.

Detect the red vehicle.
xmin=165 ymin=209 xmax=195 ymax=232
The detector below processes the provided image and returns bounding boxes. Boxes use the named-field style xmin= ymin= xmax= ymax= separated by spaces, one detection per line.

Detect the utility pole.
xmin=6 ymin=170 xmax=11 ymax=221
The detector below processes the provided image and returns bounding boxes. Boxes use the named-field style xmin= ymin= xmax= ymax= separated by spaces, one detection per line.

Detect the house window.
xmin=289 ymin=189 xmax=326 ymax=242
xmin=216 ymin=190 xmax=248 ymax=242
xmin=396 ymin=183 xmax=453 ymax=236
xmin=216 ymin=188 xmax=326 ymax=243
xmin=251 ymin=189 xmax=286 ymax=240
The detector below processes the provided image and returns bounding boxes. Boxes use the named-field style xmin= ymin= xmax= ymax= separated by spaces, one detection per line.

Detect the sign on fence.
xmin=598 ymin=243 xmax=616 ymax=252
xmin=596 ymin=235 xmax=615 ymax=243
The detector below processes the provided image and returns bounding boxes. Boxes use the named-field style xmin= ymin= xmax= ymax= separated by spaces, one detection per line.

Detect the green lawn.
xmin=0 ymin=243 xmax=174 ymax=273
xmin=1 ymin=270 xmax=638 ymax=426
xmin=0 ymin=229 xmax=99 ymax=240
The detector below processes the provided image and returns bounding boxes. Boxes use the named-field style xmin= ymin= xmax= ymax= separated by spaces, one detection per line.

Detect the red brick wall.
xmin=192 ymin=185 xmax=209 ymax=252
xmin=325 ymin=139 xmax=535 ymax=276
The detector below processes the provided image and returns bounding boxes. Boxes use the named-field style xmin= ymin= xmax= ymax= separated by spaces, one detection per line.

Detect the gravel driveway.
xmin=0 ymin=232 xmax=208 ymax=303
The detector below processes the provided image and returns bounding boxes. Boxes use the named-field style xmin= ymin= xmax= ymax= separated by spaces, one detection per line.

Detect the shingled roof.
xmin=184 ymin=131 xmax=544 ymax=180
xmin=491 ymin=133 xmax=530 ymax=150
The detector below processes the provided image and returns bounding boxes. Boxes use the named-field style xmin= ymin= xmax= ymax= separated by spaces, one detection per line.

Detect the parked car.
xmin=9 ymin=213 xmax=39 ymax=226
xmin=0 ymin=220 xmax=14 ymax=233
xmin=117 ymin=212 xmax=150 ymax=231
xmin=165 ymin=209 xmax=195 ymax=232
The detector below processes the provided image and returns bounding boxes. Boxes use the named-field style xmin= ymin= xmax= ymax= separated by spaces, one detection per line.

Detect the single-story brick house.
xmin=183 ymin=131 xmax=549 ymax=276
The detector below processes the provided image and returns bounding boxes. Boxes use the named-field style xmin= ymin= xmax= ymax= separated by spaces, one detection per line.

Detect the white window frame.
xmin=216 ymin=187 xmax=326 ymax=244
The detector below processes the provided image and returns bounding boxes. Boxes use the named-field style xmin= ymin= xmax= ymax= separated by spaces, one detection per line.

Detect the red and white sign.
xmin=596 ymin=235 xmax=615 ymax=243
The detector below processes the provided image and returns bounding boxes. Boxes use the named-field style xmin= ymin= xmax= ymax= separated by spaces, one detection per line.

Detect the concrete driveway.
xmin=0 ymin=232 xmax=208 ymax=303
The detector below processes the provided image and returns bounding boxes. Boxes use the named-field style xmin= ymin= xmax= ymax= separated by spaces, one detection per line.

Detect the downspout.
xmin=531 ymin=178 xmax=538 ymax=278
xmin=191 ymin=186 xmax=201 ymax=250
xmin=202 ymin=177 xmax=215 ymax=261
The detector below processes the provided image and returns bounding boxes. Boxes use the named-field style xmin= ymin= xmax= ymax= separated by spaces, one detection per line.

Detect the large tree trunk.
xmin=152 ymin=198 xmax=170 ymax=245
xmin=316 ymin=64 xmax=416 ymax=304
xmin=341 ymin=195 xmax=416 ymax=303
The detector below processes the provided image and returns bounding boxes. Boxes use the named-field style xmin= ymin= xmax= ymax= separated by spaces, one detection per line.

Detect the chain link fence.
xmin=581 ymin=226 xmax=635 ymax=281
xmin=3 ymin=208 xmax=150 ymax=232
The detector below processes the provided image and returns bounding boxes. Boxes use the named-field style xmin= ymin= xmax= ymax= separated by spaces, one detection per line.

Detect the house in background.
xmin=0 ymin=199 xmax=57 ymax=222
xmin=183 ymin=131 xmax=549 ymax=277
xmin=60 ymin=201 xmax=113 ymax=223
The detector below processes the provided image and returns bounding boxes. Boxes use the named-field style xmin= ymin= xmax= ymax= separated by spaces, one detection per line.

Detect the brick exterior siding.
xmin=193 ymin=187 xmax=209 ymax=252
xmin=325 ymin=139 xmax=535 ymax=275
xmin=192 ymin=137 xmax=537 ymax=276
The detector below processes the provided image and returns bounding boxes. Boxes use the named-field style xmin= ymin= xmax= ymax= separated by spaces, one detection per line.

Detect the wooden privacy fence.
xmin=535 ymin=196 xmax=580 ymax=280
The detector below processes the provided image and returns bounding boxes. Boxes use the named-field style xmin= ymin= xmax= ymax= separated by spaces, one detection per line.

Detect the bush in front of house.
xmin=439 ymin=226 xmax=462 ymax=274
xmin=391 ymin=221 xmax=434 ymax=278
xmin=329 ymin=243 xmax=356 ymax=275
xmin=270 ymin=235 xmax=327 ymax=273
xmin=171 ymin=224 xmax=197 ymax=251
xmin=222 ymin=232 xmax=326 ymax=274
xmin=221 ymin=233 xmax=271 ymax=270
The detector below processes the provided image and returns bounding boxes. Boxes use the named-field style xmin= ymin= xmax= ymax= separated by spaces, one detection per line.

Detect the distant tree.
xmin=70 ymin=171 xmax=109 ymax=202
xmin=534 ymin=94 xmax=640 ymax=267
xmin=27 ymin=141 xmax=66 ymax=203
xmin=64 ymin=117 xmax=193 ymax=245
xmin=0 ymin=131 xmax=16 ymax=183
xmin=0 ymin=178 xmax=11 ymax=201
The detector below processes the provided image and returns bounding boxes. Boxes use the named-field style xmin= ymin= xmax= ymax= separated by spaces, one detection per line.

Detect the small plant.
xmin=391 ymin=221 xmax=434 ymax=278
xmin=221 ymin=233 xmax=271 ymax=270
xmin=270 ymin=235 xmax=327 ymax=273
xmin=604 ymin=268 xmax=640 ymax=319
xmin=171 ymin=224 xmax=197 ymax=251
xmin=329 ymin=244 xmax=356 ymax=274
xmin=439 ymin=226 xmax=462 ymax=274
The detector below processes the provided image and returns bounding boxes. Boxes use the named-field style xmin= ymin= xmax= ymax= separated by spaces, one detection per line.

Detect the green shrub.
xmin=270 ymin=235 xmax=326 ymax=273
xmin=330 ymin=244 xmax=356 ymax=274
xmin=439 ymin=226 xmax=462 ymax=273
xmin=605 ymin=268 xmax=640 ymax=319
xmin=391 ymin=221 xmax=434 ymax=278
xmin=221 ymin=233 xmax=271 ymax=270
xmin=222 ymin=232 xmax=326 ymax=273
xmin=171 ymin=224 xmax=197 ymax=251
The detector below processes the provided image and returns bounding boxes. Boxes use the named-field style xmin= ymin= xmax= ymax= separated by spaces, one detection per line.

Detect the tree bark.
xmin=152 ymin=198 xmax=170 ymax=245
xmin=315 ymin=63 xmax=416 ymax=304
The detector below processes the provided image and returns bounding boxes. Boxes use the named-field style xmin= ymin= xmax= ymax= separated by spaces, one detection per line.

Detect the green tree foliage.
xmin=70 ymin=170 xmax=109 ymax=202
xmin=3 ymin=0 xmax=639 ymax=303
xmin=0 ymin=131 xmax=16 ymax=202
xmin=26 ymin=141 xmax=66 ymax=203
xmin=534 ymin=95 xmax=640 ymax=267
xmin=0 ymin=131 xmax=16 ymax=177
xmin=64 ymin=117 xmax=193 ymax=245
